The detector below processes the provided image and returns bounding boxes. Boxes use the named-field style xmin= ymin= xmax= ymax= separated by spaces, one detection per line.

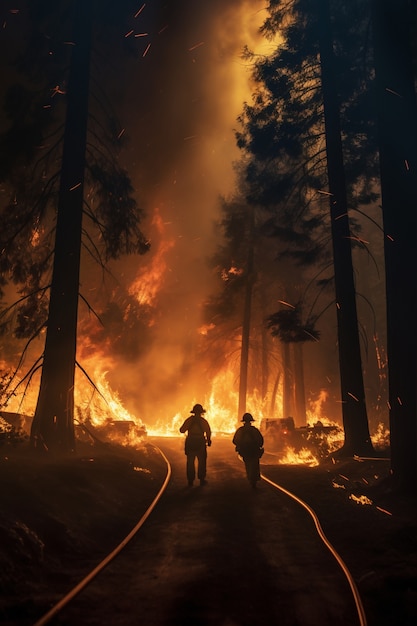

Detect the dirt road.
xmin=53 ymin=437 xmax=361 ymax=626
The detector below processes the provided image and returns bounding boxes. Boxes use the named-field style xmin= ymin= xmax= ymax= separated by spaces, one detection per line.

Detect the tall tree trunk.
xmin=261 ymin=291 xmax=270 ymax=402
xmin=371 ymin=0 xmax=417 ymax=493
xmin=270 ymin=369 xmax=281 ymax=416
xmin=282 ymin=341 xmax=294 ymax=419
xmin=317 ymin=0 xmax=373 ymax=456
xmin=238 ymin=243 xmax=254 ymax=423
xmin=293 ymin=342 xmax=307 ymax=427
xmin=31 ymin=0 xmax=93 ymax=453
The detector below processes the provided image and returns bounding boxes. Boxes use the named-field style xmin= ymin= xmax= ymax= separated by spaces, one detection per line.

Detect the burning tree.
xmin=202 ymin=185 xmax=286 ymax=423
xmin=267 ymin=304 xmax=320 ymax=426
xmin=232 ymin=0 xmax=385 ymax=456
xmin=0 ymin=0 xmax=150 ymax=453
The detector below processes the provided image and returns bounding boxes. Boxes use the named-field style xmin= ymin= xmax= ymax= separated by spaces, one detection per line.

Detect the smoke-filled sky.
xmin=0 ymin=0 xmax=274 ymax=429
xmin=87 ymin=0 xmax=271 ymax=425
xmin=0 ymin=1 xmax=386 ymax=432
xmin=90 ymin=0 xmax=386 ymax=430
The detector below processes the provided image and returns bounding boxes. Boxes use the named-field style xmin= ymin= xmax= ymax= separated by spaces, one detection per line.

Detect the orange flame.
xmin=278 ymin=447 xmax=319 ymax=467
xmin=147 ymin=369 xmax=259 ymax=437
xmin=129 ymin=208 xmax=175 ymax=307
xmin=371 ymin=422 xmax=390 ymax=449
xmin=306 ymin=389 xmax=329 ymax=424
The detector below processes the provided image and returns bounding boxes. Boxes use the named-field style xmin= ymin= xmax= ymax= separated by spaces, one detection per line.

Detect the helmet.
xmin=242 ymin=412 xmax=254 ymax=422
xmin=191 ymin=403 xmax=206 ymax=414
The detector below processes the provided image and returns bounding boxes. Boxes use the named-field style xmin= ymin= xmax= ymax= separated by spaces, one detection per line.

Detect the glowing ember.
xmin=133 ymin=466 xmax=151 ymax=473
xmin=198 ymin=323 xmax=216 ymax=336
xmin=221 ymin=266 xmax=244 ymax=281
xmin=349 ymin=494 xmax=373 ymax=506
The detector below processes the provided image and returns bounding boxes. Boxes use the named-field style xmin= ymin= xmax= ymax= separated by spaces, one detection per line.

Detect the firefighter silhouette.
xmin=179 ymin=404 xmax=212 ymax=487
xmin=233 ymin=413 xmax=264 ymax=488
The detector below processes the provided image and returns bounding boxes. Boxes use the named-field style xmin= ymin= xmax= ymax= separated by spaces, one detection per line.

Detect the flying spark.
xmin=51 ymin=85 xmax=66 ymax=96
xmin=189 ymin=42 xmax=205 ymax=51
xmin=376 ymin=506 xmax=392 ymax=516
xmin=303 ymin=329 xmax=319 ymax=342
xmin=385 ymin=87 xmax=402 ymax=97
xmin=134 ymin=4 xmax=146 ymax=18
xmin=347 ymin=236 xmax=370 ymax=244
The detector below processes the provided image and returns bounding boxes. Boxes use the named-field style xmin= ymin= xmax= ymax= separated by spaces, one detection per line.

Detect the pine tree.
xmin=236 ymin=0 xmax=378 ymax=455
xmin=0 ymin=0 xmax=150 ymax=453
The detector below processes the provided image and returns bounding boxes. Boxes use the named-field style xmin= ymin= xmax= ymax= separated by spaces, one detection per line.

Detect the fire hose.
xmin=261 ymin=471 xmax=368 ymax=626
xmin=33 ymin=447 xmax=367 ymax=626
xmin=33 ymin=445 xmax=172 ymax=626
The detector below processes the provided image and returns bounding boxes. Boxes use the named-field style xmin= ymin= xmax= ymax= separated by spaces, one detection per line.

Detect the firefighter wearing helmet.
xmin=233 ymin=412 xmax=264 ymax=488
xmin=179 ymin=404 xmax=212 ymax=487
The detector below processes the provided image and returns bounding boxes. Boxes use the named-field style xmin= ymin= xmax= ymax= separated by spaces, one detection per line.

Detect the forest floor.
xmin=0 ymin=437 xmax=416 ymax=626
xmin=262 ymin=450 xmax=417 ymax=625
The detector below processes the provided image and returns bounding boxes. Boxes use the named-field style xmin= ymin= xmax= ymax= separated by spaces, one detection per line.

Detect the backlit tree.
xmin=0 ymin=0 xmax=150 ymax=453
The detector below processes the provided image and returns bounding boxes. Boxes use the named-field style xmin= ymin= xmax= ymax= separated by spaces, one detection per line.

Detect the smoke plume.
xmin=93 ymin=0 xmax=268 ymax=425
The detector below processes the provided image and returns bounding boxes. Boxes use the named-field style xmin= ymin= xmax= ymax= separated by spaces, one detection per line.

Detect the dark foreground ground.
xmin=0 ymin=437 xmax=416 ymax=625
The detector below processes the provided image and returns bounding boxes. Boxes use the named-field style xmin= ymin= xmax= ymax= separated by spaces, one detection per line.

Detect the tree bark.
xmin=261 ymin=291 xmax=270 ymax=402
xmin=269 ymin=369 xmax=281 ymax=417
xmin=282 ymin=341 xmax=294 ymax=419
xmin=293 ymin=342 xmax=307 ymax=427
xmin=31 ymin=0 xmax=93 ymax=453
xmin=317 ymin=0 xmax=373 ymax=455
xmin=238 ymin=243 xmax=255 ymax=423
xmin=371 ymin=0 xmax=417 ymax=492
